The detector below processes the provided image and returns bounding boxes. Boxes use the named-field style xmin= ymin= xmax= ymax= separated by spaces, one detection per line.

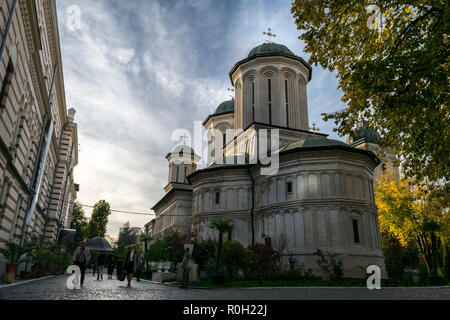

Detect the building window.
xmin=215 ymin=192 xmax=220 ymax=205
xmin=352 ymin=219 xmax=360 ymax=244
xmin=285 ymin=80 xmax=289 ymax=128
xmin=264 ymin=237 xmax=272 ymax=248
xmin=252 ymin=81 xmax=255 ymax=122
xmin=268 ymin=79 xmax=272 ymax=125
xmin=184 ymin=167 xmax=187 ymax=183
xmin=175 ymin=166 xmax=179 ymax=182
xmin=286 ymin=181 xmax=293 ymax=194
xmin=0 ymin=59 xmax=14 ymax=112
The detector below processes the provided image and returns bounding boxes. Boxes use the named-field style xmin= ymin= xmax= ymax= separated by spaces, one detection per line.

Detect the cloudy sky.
xmin=55 ymin=0 xmax=346 ymax=237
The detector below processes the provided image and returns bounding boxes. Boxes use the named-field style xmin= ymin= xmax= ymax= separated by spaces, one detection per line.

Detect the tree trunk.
xmin=216 ymin=233 xmax=223 ymax=275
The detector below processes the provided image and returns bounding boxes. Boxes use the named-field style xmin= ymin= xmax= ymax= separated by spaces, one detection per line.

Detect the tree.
xmin=87 ymin=200 xmax=111 ymax=239
xmin=221 ymin=240 xmax=248 ymax=279
xmin=291 ymin=1 xmax=449 ymax=183
xmin=115 ymin=222 xmax=138 ymax=258
xmin=375 ymin=173 xmax=450 ymax=276
xmin=69 ymin=201 xmax=88 ymax=248
xmin=208 ymin=220 xmax=234 ymax=276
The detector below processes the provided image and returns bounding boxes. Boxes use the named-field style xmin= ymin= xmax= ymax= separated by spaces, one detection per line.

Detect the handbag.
xmin=118 ymin=269 xmax=126 ymax=281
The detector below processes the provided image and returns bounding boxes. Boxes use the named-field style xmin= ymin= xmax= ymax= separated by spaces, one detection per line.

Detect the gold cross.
xmin=263 ymin=27 xmax=276 ymax=43
xmin=227 ymin=88 xmax=235 ymax=100
xmin=180 ymin=134 xmax=189 ymax=145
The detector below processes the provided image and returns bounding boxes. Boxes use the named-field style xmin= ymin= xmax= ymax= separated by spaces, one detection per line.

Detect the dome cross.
xmin=263 ymin=27 xmax=276 ymax=43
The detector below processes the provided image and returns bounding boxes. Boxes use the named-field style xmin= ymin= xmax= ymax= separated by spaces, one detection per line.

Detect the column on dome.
xmin=234 ymin=81 xmax=243 ymax=130
xmin=298 ymin=74 xmax=309 ymax=131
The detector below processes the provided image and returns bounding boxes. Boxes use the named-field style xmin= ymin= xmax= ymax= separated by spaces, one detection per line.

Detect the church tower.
xmin=164 ymin=144 xmax=200 ymax=193
xmin=348 ymin=119 xmax=400 ymax=182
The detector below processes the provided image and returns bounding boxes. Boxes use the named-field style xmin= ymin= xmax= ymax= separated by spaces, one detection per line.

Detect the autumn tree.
xmin=87 ymin=200 xmax=111 ymax=239
xmin=69 ymin=201 xmax=88 ymax=248
xmin=291 ymin=1 xmax=449 ymax=183
xmin=375 ymin=173 xmax=450 ymax=277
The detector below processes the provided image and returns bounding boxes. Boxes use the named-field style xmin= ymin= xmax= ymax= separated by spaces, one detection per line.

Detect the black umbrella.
xmin=86 ymin=237 xmax=114 ymax=252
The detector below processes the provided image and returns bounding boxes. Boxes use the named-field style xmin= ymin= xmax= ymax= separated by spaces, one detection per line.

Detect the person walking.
xmin=116 ymin=258 xmax=123 ymax=280
xmin=123 ymin=244 xmax=139 ymax=288
xmin=97 ymin=251 xmax=106 ymax=280
xmin=73 ymin=241 xmax=90 ymax=288
xmin=180 ymin=247 xmax=192 ymax=289
xmin=136 ymin=254 xmax=144 ymax=282
xmin=107 ymin=256 xmax=115 ymax=280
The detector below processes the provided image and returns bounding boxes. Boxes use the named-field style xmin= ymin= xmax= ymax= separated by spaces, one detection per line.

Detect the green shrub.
xmin=221 ymin=241 xmax=248 ymax=279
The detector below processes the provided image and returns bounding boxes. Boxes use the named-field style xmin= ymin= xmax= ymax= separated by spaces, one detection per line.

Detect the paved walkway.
xmin=0 ymin=274 xmax=449 ymax=300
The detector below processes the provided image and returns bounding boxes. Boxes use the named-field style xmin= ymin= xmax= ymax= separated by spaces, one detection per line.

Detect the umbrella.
xmin=86 ymin=237 xmax=114 ymax=252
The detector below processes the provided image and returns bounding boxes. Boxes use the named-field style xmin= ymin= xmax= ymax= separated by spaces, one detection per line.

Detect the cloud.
xmin=56 ymin=0 xmax=347 ymax=237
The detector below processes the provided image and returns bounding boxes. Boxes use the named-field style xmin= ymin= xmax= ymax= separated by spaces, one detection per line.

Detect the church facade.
xmin=149 ymin=42 xmax=387 ymax=277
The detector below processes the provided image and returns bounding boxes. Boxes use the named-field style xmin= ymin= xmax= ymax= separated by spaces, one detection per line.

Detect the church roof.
xmin=214 ymin=100 xmax=235 ymax=115
xmin=278 ymin=137 xmax=348 ymax=153
xmin=352 ymin=127 xmax=382 ymax=145
xmin=248 ymin=42 xmax=296 ymax=58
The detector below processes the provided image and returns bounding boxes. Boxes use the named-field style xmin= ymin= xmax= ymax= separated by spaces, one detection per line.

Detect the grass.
xmin=172 ymin=277 xmax=449 ymax=289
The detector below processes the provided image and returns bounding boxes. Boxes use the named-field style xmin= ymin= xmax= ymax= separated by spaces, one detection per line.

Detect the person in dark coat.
xmin=97 ymin=251 xmax=106 ymax=280
xmin=107 ymin=256 xmax=115 ymax=279
xmin=116 ymin=258 xmax=123 ymax=280
xmin=180 ymin=247 xmax=192 ymax=289
xmin=123 ymin=244 xmax=139 ymax=288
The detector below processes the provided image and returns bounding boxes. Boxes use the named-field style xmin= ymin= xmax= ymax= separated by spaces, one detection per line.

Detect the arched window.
xmin=268 ymin=78 xmax=272 ymax=125
xmin=285 ymin=79 xmax=289 ymax=128
xmin=0 ymin=59 xmax=14 ymax=115
xmin=252 ymin=81 xmax=255 ymax=122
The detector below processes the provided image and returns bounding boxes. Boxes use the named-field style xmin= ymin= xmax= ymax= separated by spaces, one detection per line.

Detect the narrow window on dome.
xmin=352 ymin=219 xmax=360 ymax=244
xmin=175 ymin=166 xmax=179 ymax=182
xmin=285 ymin=79 xmax=289 ymax=128
xmin=252 ymin=81 xmax=255 ymax=122
xmin=215 ymin=192 xmax=220 ymax=205
xmin=268 ymin=79 xmax=272 ymax=125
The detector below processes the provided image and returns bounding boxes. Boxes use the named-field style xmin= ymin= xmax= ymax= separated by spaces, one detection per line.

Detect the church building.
xmin=149 ymin=41 xmax=387 ymax=277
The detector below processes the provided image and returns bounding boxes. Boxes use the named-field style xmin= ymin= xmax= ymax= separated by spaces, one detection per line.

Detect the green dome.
xmin=279 ymin=137 xmax=348 ymax=153
xmin=214 ymin=100 xmax=234 ymax=114
xmin=248 ymin=43 xmax=296 ymax=58
xmin=353 ymin=127 xmax=381 ymax=144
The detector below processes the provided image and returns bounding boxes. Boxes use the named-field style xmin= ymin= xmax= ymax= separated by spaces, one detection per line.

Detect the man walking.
xmin=97 ymin=251 xmax=106 ymax=280
xmin=180 ymin=247 xmax=192 ymax=289
xmin=73 ymin=241 xmax=90 ymax=287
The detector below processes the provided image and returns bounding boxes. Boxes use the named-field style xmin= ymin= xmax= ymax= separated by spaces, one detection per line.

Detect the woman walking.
xmin=123 ymin=244 xmax=139 ymax=288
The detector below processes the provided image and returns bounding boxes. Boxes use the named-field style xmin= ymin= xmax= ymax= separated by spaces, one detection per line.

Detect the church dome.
xmin=214 ymin=100 xmax=235 ymax=115
xmin=279 ymin=137 xmax=348 ymax=153
xmin=248 ymin=42 xmax=296 ymax=58
xmin=353 ymin=127 xmax=381 ymax=144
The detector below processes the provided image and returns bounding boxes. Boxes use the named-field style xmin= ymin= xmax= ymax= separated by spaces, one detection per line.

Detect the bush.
xmin=314 ymin=249 xmax=344 ymax=281
xmin=221 ymin=241 xmax=248 ymax=279
xmin=246 ymin=244 xmax=280 ymax=281
xmin=145 ymin=231 xmax=186 ymax=263
xmin=192 ymin=239 xmax=217 ymax=272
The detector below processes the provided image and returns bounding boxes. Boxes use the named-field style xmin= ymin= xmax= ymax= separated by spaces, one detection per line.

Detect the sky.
xmin=55 ymin=0 xmax=346 ymax=237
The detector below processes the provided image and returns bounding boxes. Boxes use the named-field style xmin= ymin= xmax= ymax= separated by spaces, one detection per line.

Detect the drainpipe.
xmin=0 ymin=0 xmax=18 ymax=62
xmin=20 ymin=64 xmax=58 ymax=245
xmin=247 ymin=166 xmax=255 ymax=246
